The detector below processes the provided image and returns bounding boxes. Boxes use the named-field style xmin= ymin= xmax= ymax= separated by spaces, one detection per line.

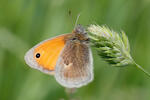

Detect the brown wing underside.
xmin=61 ymin=42 xmax=89 ymax=79
xmin=54 ymin=41 xmax=93 ymax=88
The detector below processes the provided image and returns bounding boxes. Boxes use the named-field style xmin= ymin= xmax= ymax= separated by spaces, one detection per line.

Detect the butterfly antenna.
xmin=68 ymin=10 xmax=74 ymax=28
xmin=74 ymin=13 xmax=81 ymax=30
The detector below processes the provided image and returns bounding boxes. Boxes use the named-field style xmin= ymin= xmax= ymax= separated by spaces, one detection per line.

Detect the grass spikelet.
xmin=87 ymin=24 xmax=150 ymax=77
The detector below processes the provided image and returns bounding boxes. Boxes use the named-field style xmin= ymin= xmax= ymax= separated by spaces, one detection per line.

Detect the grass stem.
xmin=133 ymin=61 xmax=150 ymax=77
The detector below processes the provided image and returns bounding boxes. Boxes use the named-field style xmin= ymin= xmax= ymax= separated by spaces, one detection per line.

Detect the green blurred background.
xmin=0 ymin=0 xmax=150 ymax=100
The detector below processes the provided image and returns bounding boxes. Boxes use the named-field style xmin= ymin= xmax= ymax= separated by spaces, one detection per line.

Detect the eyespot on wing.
xmin=24 ymin=34 xmax=70 ymax=75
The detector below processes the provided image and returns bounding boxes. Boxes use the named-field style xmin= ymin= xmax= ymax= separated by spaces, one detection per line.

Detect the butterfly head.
xmin=69 ymin=24 xmax=89 ymax=44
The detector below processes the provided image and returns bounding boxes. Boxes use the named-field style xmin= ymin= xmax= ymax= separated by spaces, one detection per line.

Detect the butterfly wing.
xmin=24 ymin=34 xmax=70 ymax=75
xmin=54 ymin=41 xmax=93 ymax=88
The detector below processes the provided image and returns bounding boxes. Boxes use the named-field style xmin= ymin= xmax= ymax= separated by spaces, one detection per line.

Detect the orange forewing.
xmin=34 ymin=34 xmax=68 ymax=71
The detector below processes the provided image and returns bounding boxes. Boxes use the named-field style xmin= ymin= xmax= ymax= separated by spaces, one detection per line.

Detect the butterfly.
xmin=24 ymin=25 xmax=93 ymax=88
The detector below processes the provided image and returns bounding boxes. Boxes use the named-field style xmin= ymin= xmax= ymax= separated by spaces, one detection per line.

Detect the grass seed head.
xmin=87 ymin=25 xmax=133 ymax=67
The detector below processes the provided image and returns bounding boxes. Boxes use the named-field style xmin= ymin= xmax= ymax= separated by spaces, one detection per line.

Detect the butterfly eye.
xmin=86 ymin=38 xmax=90 ymax=41
xmin=72 ymin=37 xmax=77 ymax=40
xmin=36 ymin=53 xmax=40 ymax=58
xmin=84 ymin=32 xmax=87 ymax=35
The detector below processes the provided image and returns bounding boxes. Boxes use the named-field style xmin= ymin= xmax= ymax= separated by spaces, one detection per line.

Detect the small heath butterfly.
xmin=24 ymin=25 xmax=93 ymax=88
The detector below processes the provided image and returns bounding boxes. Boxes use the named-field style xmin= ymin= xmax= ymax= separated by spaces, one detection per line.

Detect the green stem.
xmin=133 ymin=61 xmax=150 ymax=77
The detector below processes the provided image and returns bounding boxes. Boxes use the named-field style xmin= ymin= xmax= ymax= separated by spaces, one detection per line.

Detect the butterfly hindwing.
xmin=54 ymin=41 xmax=93 ymax=88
